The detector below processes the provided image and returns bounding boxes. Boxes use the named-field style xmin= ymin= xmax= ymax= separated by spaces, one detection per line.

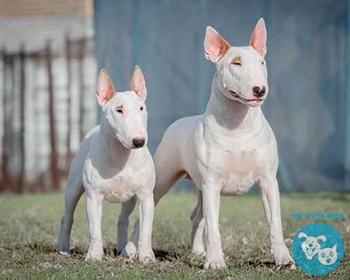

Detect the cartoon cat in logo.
xmin=318 ymin=245 xmax=337 ymax=266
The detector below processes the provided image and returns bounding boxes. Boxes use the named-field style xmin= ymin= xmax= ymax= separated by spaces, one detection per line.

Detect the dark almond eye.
xmin=115 ymin=107 xmax=123 ymax=114
xmin=140 ymin=106 xmax=144 ymax=111
xmin=261 ymin=61 xmax=265 ymax=65
xmin=232 ymin=62 xmax=241 ymax=66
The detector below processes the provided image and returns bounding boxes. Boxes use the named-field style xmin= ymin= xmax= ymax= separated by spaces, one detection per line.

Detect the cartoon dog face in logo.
xmin=318 ymin=246 xmax=337 ymax=266
xmin=298 ymin=232 xmax=326 ymax=260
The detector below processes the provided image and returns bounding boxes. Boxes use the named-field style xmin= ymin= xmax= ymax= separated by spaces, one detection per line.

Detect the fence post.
xmin=65 ymin=34 xmax=72 ymax=166
xmin=46 ymin=40 xmax=60 ymax=191
xmin=18 ymin=44 xmax=26 ymax=192
xmin=1 ymin=48 xmax=11 ymax=191
xmin=78 ymin=37 xmax=86 ymax=141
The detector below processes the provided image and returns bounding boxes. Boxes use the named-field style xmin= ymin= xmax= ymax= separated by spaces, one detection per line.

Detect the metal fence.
xmin=0 ymin=35 xmax=96 ymax=192
xmin=94 ymin=0 xmax=349 ymax=192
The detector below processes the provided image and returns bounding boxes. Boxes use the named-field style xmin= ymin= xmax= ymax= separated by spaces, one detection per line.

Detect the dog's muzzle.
xmin=229 ymin=89 xmax=265 ymax=106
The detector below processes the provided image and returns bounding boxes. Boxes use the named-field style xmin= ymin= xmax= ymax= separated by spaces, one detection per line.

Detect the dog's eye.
xmin=115 ymin=107 xmax=123 ymax=114
xmin=261 ymin=61 xmax=265 ymax=65
xmin=231 ymin=56 xmax=242 ymax=66
xmin=140 ymin=106 xmax=144 ymax=111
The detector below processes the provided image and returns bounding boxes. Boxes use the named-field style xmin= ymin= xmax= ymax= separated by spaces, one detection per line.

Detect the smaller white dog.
xmin=57 ymin=66 xmax=155 ymax=264
xmin=298 ymin=232 xmax=326 ymax=260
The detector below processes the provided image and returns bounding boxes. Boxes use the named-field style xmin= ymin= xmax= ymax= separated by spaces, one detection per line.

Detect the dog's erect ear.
xmin=130 ymin=65 xmax=147 ymax=101
xmin=249 ymin=18 xmax=267 ymax=57
xmin=317 ymin=235 xmax=326 ymax=242
xmin=298 ymin=232 xmax=308 ymax=239
xmin=204 ymin=26 xmax=231 ymax=63
xmin=96 ymin=69 xmax=116 ymax=106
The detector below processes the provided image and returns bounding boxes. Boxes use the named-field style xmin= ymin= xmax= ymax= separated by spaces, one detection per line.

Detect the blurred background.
xmin=0 ymin=0 xmax=348 ymax=193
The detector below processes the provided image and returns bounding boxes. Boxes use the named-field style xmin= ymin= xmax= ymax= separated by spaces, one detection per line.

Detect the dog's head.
xmin=96 ymin=66 xmax=148 ymax=149
xmin=298 ymin=232 xmax=326 ymax=250
xmin=204 ymin=19 xmax=268 ymax=107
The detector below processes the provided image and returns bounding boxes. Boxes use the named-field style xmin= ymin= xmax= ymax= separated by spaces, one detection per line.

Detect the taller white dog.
xmin=57 ymin=66 xmax=155 ymax=264
xmin=153 ymin=19 xmax=293 ymax=269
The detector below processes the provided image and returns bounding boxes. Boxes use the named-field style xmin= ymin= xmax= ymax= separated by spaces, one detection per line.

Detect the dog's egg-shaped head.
xmin=204 ymin=19 xmax=269 ymax=107
xmin=96 ymin=66 xmax=148 ymax=149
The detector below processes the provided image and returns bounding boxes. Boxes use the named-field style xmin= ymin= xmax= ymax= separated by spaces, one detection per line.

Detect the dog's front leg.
xmin=117 ymin=195 xmax=137 ymax=253
xmin=85 ymin=193 xmax=104 ymax=260
xmin=202 ymin=185 xmax=226 ymax=269
xmin=260 ymin=178 xmax=293 ymax=265
xmin=191 ymin=190 xmax=206 ymax=256
xmin=137 ymin=192 xmax=155 ymax=264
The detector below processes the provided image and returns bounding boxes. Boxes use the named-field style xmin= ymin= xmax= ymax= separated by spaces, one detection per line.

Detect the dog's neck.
xmin=205 ymin=71 xmax=263 ymax=130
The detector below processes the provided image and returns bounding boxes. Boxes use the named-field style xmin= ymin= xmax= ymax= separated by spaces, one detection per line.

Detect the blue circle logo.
xmin=292 ymin=222 xmax=344 ymax=275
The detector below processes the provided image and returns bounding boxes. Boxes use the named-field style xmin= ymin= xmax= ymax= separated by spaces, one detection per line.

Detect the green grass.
xmin=0 ymin=191 xmax=349 ymax=279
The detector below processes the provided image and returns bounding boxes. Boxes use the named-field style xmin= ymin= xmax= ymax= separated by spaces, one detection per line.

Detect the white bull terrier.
xmin=152 ymin=19 xmax=293 ymax=269
xmin=57 ymin=66 xmax=156 ymax=264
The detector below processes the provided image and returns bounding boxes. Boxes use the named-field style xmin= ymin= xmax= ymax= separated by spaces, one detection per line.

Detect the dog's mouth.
xmin=229 ymin=89 xmax=264 ymax=107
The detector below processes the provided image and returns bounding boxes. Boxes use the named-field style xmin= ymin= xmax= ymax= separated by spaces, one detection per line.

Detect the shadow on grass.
xmin=1 ymin=243 xmax=296 ymax=272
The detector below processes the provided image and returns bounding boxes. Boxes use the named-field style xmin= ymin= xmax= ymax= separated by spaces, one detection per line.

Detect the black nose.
xmin=252 ymin=86 xmax=266 ymax=98
xmin=132 ymin=138 xmax=145 ymax=148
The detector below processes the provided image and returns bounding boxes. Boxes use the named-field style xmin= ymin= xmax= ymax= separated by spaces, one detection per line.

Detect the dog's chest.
xmin=84 ymin=161 xmax=138 ymax=203
xmin=219 ymin=148 xmax=261 ymax=195
xmin=102 ymin=176 xmax=136 ymax=203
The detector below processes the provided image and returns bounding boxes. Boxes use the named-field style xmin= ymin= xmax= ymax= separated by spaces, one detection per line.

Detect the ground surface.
xmin=0 ymin=191 xmax=349 ymax=279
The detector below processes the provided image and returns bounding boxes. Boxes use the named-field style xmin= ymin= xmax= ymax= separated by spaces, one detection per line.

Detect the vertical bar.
xmin=46 ymin=40 xmax=60 ymax=191
xmin=1 ymin=48 xmax=10 ymax=192
xmin=197 ymin=1 xmax=209 ymax=113
xmin=78 ymin=38 xmax=86 ymax=141
xmin=133 ymin=0 xmax=141 ymax=66
xmin=18 ymin=45 xmax=26 ymax=193
xmin=65 ymin=34 xmax=72 ymax=165
xmin=345 ymin=0 xmax=350 ymax=191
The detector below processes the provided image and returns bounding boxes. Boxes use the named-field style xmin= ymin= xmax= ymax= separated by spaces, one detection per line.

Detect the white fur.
xmin=56 ymin=66 xmax=156 ymax=264
xmin=152 ymin=19 xmax=293 ymax=269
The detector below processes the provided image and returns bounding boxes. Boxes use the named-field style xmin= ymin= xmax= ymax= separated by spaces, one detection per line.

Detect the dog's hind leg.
xmin=57 ymin=137 xmax=90 ymax=254
xmin=191 ymin=190 xmax=206 ymax=256
xmin=57 ymin=177 xmax=84 ymax=254
xmin=117 ymin=195 xmax=137 ymax=253
xmin=153 ymin=145 xmax=184 ymax=205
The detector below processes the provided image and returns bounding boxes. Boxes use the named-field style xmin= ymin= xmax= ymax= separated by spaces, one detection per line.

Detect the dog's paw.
xmin=204 ymin=256 xmax=226 ymax=269
xmin=85 ymin=248 xmax=103 ymax=261
xmin=56 ymin=243 xmax=69 ymax=254
xmin=191 ymin=246 xmax=206 ymax=257
xmin=272 ymin=245 xmax=294 ymax=265
xmin=121 ymin=241 xmax=137 ymax=259
xmin=138 ymin=251 xmax=156 ymax=265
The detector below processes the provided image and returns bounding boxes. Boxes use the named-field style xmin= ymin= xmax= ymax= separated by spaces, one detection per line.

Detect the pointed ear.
xmin=204 ymin=26 xmax=231 ymax=63
xmin=332 ymin=245 xmax=337 ymax=251
xmin=96 ymin=69 xmax=116 ymax=106
xmin=130 ymin=65 xmax=147 ymax=101
xmin=249 ymin=18 xmax=267 ymax=57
